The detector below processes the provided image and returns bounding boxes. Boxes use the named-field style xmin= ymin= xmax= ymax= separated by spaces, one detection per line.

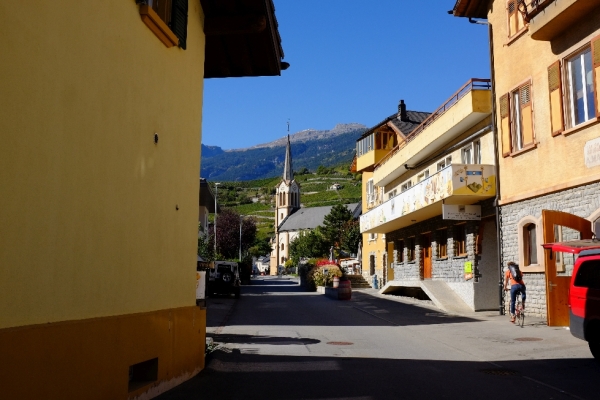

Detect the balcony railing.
xmin=518 ymin=0 xmax=555 ymax=22
xmin=360 ymin=163 xmax=496 ymax=233
xmin=374 ymin=78 xmax=491 ymax=170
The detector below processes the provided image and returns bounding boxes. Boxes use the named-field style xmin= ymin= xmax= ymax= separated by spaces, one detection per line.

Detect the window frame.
xmin=437 ymin=228 xmax=448 ymax=259
xmin=517 ymin=216 xmax=544 ymax=272
xmin=506 ymin=0 xmax=527 ymax=40
xmin=500 ymin=79 xmax=536 ymax=157
xmin=366 ymin=179 xmax=375 ymax=205
xmin=397 ymin=240 xmax=405 ymax=263
xmin=401 ymin=180 xmax=413 ymax=193
xmin=437 ymin=156 xmax=452 ymax=171
xmin=564 ymin=45 xmax=597 ymax=129
xmin=454 ymin=224 xmax=467 ymax=257
xmin=138 ymin=0 xmax=187 ymax=49
xmin=407 ymin=237 xmax=416 ymax=262
xmin=417 ymin=170 xmax=430 ymax=182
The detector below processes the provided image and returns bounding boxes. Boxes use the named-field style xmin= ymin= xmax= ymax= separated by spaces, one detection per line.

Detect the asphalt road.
xmin=156 ymin=276 xmax=599 ymax=400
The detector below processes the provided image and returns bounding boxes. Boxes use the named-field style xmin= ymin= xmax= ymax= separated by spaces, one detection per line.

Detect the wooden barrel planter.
xmin=333 ymin=276 xmax=340 ymax=288
xmin=338 ymin=279 xmax=351 ymax=300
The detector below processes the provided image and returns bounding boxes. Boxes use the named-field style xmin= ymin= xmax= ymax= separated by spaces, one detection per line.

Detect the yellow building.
xmin=0 ymin=1 xmax=286 ymax=398
xmin=353 ymin=101 xmax=431 ymax=288
xmin=454 ymin=0 xmax=600 ymax=323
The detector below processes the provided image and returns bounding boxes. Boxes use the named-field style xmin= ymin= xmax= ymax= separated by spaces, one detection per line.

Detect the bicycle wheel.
xmin=516 ymin=302 xmax=524 ymax=327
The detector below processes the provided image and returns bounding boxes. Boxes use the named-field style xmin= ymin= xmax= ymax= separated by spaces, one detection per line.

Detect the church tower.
xmin=275 ymin=135 xmax=300 ymax=225
xmin=270 ymin=135 xmax=300 ymax=273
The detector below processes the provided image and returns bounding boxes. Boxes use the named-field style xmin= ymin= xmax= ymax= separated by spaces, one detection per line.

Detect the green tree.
xmin=249 ymin=236 xmax=272 ymax=258
xmin=198 ymin=231 xmax=214 ymax=261
xmin=340 ymin=219 xmax=360 ymax=254
xmin=322 ymin=204 xmax=353 ymax=247
xmin=289 ymin=228 xmax=330 ymax=265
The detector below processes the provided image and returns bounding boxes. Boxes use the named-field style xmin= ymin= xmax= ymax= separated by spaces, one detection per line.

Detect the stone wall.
xmin=499 ymin=182 xmax=600 ymax=318
xmin=388 ymin=199 xmax=497 ymax=311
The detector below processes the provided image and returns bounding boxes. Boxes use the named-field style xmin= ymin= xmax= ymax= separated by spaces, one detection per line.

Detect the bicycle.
xmin=505 ymin=289 xmax=525 ymax=327
xmin=514 ymin=293 xmax=525 ymax=327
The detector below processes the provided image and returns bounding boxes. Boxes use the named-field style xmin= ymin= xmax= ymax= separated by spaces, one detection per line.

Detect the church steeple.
xmin=282 ymin=134 xmax=293 ymax=182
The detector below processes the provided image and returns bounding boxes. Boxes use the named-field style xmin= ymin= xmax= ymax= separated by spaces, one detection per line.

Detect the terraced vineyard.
xmin=209 ymin=164 xmax=362 ymax=239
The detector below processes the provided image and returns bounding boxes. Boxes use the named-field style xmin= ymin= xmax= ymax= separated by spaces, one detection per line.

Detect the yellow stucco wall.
xmin=0 ymin=306 xmax=205 ymax=400
xmin=361 ymin=170 xmax=387 ymax=277
xmin=489 ymin=6 xmax=600 ymax=203
xmin=0 ymin=0 xmax=205 ymax=329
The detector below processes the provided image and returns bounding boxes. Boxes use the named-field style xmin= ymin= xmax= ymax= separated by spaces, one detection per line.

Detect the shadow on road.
xmin=156 ymin=350 xmax=598 ymax=400
xmin=209 ymin=333 xmax=320 ymax=346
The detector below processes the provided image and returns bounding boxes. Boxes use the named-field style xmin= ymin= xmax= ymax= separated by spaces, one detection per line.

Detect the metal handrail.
xmin=517 ymin=0 xmax=554 ymax=22
xmin=374 ymin=78 xmax=491 ymax=170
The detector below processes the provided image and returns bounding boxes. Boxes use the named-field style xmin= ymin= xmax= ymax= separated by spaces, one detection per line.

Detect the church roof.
xmin=278 ymin=203 xmax=360 ymax=232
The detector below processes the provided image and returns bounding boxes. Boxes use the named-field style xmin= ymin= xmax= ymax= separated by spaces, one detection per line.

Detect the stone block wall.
xmin=388 ymin=199 xmax=496 ymax=301
xmin=499 ymin=182 xmax=600 ymax=318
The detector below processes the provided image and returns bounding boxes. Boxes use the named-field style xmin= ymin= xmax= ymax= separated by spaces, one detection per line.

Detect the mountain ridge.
xmin=201 ymin=123 xmax=367 ymax=181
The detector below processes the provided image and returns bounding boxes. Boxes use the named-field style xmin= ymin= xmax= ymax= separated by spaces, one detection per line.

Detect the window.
xmin=523 ymin=223 xmax=538 ymax=266
xmin=554 ymin=224 xmax=564 ymax=272
xmin=366 ymin=179 xmax=375 ymax=205
xmin=397 ymin=240 xmax=405 ymax=263
xmin=407 ymin=237 xmax=415 ymax=262
xmin=369 ymin=254 xmax=376 ymax=275
xmin=381 ymin=131 xmax=397 ymax=150
xmin=574 ymin=260 xmax=600 ymax=289
xmin=454 ymin=225 xmax=466 ymax=256
xmin=548 ymin=39 xmax=600 ymax=135
xmin=388 ymin=189 xmax=397 ymax=200
xmin=500 ymin=82 xmax=534 ymax=156
xmin=566 ymin=47 xmax=596 ymax=127
xmin=461 ymin=140 xmax=481 ymax=164
xmin=417 ymin=170 xmax=429 ymax=182
xmin=138 ymin=0 xmax=188 ymax=49
xmin=401 ymin=180 xmax=412 ymax=192
xmin=369 ymin=233 xmax=377 ymax=241
xmin=357 ymin=134 xmax=375 ymax=156
xmin=437 ymin=229 xmax=448 ymax=258
xmin=507 ymin=0 xmax=525 ymax=38
xmin=437 ymin=156 xmax=452 ymax=171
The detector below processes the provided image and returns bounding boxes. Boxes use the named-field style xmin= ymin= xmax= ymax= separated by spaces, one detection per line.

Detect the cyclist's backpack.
xmin=508 ymin=263 xmax=522 ymax=282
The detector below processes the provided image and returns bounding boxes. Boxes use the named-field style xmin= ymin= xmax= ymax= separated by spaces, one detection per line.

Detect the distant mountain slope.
xmin=201 ymin=123 xmax=367 ymax=181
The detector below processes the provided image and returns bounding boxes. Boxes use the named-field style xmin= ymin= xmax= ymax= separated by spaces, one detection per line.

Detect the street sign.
xmin=442 ymin=204 xmax=481 ymax=220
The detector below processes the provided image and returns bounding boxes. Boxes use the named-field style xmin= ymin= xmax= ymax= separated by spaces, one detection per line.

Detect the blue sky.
xmin=202 ymin=1 xmax=490 ymax=150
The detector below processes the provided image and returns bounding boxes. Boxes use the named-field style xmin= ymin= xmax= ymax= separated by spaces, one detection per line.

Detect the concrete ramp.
xmin=419 ymin=280 xmax=473 ymax=314
xmin=380 ymin=280 xmax=420 ymax=294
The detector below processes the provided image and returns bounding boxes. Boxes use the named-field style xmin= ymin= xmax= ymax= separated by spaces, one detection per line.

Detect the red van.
xmin=543 ymin=240 xmax=600 ymax=360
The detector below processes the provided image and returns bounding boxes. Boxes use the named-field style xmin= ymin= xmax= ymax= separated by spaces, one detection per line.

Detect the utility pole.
xmin=214 ymin=182 xmax=220 ymax=255
xmin=239 ymin=215 xmax=243 ymax=261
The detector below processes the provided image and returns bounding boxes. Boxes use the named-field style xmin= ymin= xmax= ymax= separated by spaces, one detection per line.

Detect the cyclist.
xmin=503 ymin=261 xmax=526 ymax=323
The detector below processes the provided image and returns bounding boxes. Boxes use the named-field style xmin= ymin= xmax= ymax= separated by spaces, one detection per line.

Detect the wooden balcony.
xmin=520 ymin=0 xmax=600 ymax=41
xmin=360 ymin=164 xmax=496 ymax=234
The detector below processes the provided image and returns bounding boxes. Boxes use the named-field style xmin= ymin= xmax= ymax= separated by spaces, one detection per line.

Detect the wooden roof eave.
xmin=452 ymin=0 xmax=489 ymax=19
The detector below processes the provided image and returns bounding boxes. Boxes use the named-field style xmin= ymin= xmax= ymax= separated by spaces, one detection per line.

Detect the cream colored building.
xmin=0 ymin=1 xmax=286 ymax=398
xmin=454 ymin=0 xmax=600 ymax=323
xmin=358 ymin=81 xmax=498 ymax=310
xmin=353 ymin=101 xmax=431 ymax=288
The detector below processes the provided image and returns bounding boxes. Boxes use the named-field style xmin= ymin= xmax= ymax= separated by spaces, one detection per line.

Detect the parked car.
xmin=207 ymin=261 xmax=241 ymax=298
xmin=543 ymin=239 xmax=600 ymax=360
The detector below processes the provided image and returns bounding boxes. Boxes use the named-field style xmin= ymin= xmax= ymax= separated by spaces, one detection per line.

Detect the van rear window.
xmin=574 ymin=260 xmax=600 ymax=289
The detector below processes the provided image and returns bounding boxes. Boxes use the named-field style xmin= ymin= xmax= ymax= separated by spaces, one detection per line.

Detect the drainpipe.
xmin=469 ymin=17 xmax=504 ymax=315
